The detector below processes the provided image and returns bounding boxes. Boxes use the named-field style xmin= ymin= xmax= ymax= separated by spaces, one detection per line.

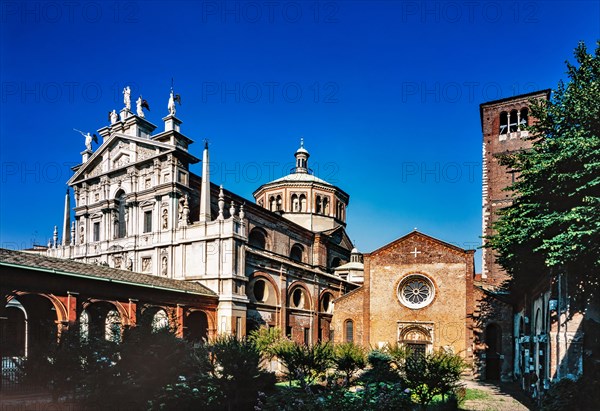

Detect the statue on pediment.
xmin=123 ymin=86 xmax=131 ymax=111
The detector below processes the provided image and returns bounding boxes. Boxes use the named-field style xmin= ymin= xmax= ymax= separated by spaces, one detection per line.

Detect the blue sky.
xmin=1 ymin=1 xmax=598 ymax=272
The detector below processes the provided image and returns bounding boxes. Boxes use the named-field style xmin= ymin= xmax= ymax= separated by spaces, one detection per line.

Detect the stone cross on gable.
xmin=410 ymin=247 xmax=421 ymax=258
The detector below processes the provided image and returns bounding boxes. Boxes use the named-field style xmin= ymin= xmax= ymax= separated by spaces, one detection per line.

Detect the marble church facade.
xmin=46 ymin=92 xmax=356 ymax=342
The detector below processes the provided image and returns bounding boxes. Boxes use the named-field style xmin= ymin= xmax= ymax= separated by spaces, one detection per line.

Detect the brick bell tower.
xmin=480 ymin=90 xmax=550 ymax=287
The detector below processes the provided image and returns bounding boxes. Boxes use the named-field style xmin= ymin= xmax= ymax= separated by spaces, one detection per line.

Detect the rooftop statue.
xmin=123 ymin=86 xmax=131 ymax=111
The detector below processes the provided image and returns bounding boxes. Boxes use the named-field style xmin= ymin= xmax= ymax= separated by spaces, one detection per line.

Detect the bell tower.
xmin=480 ymin=89 xmax=550 ymax=286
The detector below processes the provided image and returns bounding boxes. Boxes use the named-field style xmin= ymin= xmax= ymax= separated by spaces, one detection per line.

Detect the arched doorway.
xmin=12 ymin=294 xmax=59 ymax=358
xmin=85 ymin=301 xmax=123 ymax=342
xmin=485 ymin=323 xmax=502 ymax=380
xmin=1 ymin=300 xmax=27 ymax=357
xmin=186 ymin=311 xmax=208 ymax=343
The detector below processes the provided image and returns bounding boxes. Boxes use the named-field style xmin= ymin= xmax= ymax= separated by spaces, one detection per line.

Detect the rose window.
xmin=398 ymin=275 xmax=435 ymax=309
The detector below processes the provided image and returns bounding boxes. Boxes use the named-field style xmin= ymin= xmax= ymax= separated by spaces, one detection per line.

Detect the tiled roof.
xmin=0 ymin=248 xmax=216 ymax=297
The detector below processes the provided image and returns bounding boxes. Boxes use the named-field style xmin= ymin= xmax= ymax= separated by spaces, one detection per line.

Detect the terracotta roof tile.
xmin=0 ymin=248 xmax=216 ymax=297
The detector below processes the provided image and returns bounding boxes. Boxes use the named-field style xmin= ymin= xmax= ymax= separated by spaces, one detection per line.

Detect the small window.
xmin=253 ymin=279 xmax=267 ymax=302
xmin=499 ymin=111 xmax=508 ymax=134
xmin=93 ymin=222 xmax=100 ymax=242
xmin=143 ymin=211 xmax=152 ymax=233
xmin=303 ymin=327 xmax=310 ymax=345
xmin=249 ymin=228 xmax=267 ymax=249
xmin=520 ymin=108 xmax=529 ymax=128
xmin=290 ymin=244 xmax=303 ymax=262
xmin=292 ymin=288 xmax=304 ymax=308
xmin=345 ymin=320 xmax=354 ymax=342
xmin=321 ymin=293 xmax=333 ymax=313
xmin=509 ymin=109 xmax=519 ymax=132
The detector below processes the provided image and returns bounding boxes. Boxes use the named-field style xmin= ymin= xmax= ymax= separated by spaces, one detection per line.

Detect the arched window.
xmin=509 ymin=109 xmax=519 ymax=133
xmin=248 ymin=276 xmax=278 ymax=305
xmin=291 ymin=194 xmax=299 ymax=212
xmin=115 ymin=191 xmax=127 ymax=238
xmin=323 ymin=197 xmax=329 ymax=214
xmin=315 ymin=195 xmax=322 ymax=214
xmin=299 ymin=194 xmax=306 ymax=212
xmin=290 ymin=244 xmax=304 ymax=262
xmin=345 ymin=319 xmax=354 ymax=342
xmin=249 ymin=228 xmax=267 ymax=250
xmin=151 ymin=309 xmax=169 ymax=332
xmin=499 ymin=111 xmax=508 ymax=134
xmin=105 ymin=309 xmax=121 ymax=343
xmin=289 ymin=286 xmax=310 ymax=309
xmin=321 ymin=292 xmax=334 ymax=314
xmin=80 ymin=310 xmax=90 ymax=341
xmin=276 ymin=195 xmax=282 ymax=211
xmin=269 ymin=196 xmax=276 ymax=211
xmin=253 ymin=279 xmax=267 ymax=302
xmin=520 ymin=108 xmax=528 ymax=128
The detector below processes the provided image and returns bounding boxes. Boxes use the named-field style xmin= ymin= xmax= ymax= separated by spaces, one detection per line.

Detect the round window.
xmin=253 ymin=279 xmax=268 ymax=302
xmin=398 ymin=275 xmax=435 ymax=309
xmin=291 ymin=288 xmax=305 ymax=308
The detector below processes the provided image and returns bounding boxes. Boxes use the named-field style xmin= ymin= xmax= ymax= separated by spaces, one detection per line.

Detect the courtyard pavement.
xmin=460 ymin=379 xmax=534 ymax=411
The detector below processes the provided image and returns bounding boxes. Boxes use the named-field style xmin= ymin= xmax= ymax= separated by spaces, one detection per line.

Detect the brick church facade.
xmin=332 ymin=231 xmax=476 ymax=361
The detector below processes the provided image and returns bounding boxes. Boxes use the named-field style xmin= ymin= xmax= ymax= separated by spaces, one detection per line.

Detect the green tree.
xmin=487 ymin=41 xmax=600 ymax=309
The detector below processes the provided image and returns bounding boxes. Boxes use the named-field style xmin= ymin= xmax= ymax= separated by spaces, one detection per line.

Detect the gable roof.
xmin=366 ymin=230 xmax=473 ymax=257
xmin=69 ymin=132 xmax=199 ymax=185
xmin=321 ymin=225 xmax=353 ymax=249
xmin=0 ymin=248 xmax=216 ymax=297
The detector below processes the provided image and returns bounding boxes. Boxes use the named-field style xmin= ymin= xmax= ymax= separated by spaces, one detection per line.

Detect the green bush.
xmin=248 ymin=326 xmax=284 ymax=360
xmin=332 ymin=342 xmax=367 ymax=386
xmin=259 ymin=382 xmax=412 ymax=411
xmin=402 ymin=349 xmax=466 ymax=409
xmin=272 ymin=340 xmax=333 ymax=389
xmin=360 ymin=349 xmax=401 ymax=383
xmin=208 ymin=335 xmax=276 ymax=410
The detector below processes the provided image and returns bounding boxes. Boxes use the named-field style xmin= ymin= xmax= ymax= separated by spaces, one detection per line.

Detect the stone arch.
xmin=319 ymin=290 xmax=335 ymax=314
xmin=140 ymin=305 xmax=171 ymax=332
xmin=82 ymin=299 xmax=128 ymax=342
xmin=2 ymin=299 xmax=28 ymax=357
xmin=7 ymin=293 xmax=63 ymax=357
xmin=288 ymin=281 xmax=312 ymax=310
xmin=248 ymin=273 xmax=279 ymax=306
xmin=185 ymin=310 xmax=209 ymax=343
xmin=399 ymin=324 xmax=432 ymax=357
